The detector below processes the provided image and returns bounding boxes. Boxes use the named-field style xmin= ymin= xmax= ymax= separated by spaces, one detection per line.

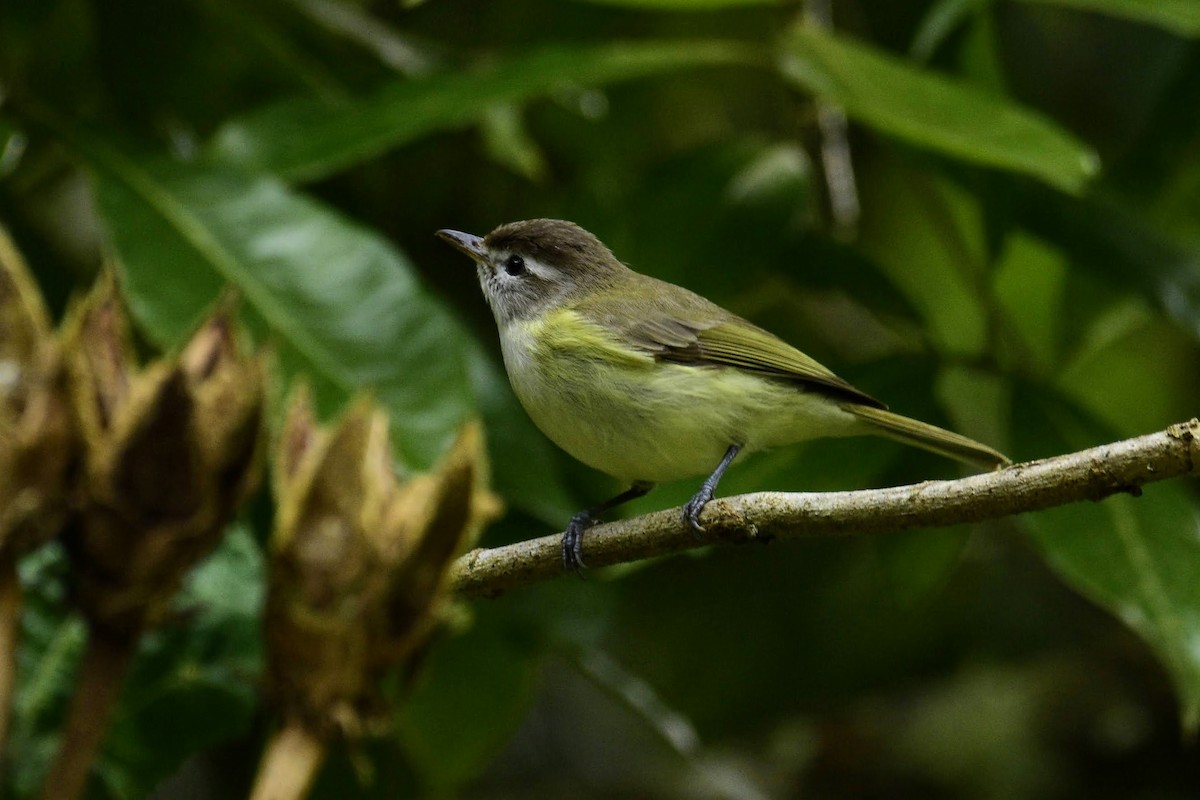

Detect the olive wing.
xmin=589 ymin=279 xmax=885 ymax=409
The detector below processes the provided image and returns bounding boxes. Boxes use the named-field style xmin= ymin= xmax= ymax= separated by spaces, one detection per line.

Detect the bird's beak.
xmin=436 ymin=229 xmax=486 ymax=262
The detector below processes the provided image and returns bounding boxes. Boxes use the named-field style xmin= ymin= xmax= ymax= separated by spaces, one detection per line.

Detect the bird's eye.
xmin=503 ymin=254 xmax=527 ymax=276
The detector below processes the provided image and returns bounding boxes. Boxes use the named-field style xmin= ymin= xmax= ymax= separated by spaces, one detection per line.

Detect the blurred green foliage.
xmin=1 ymin=0 xmax=1199 ymax=797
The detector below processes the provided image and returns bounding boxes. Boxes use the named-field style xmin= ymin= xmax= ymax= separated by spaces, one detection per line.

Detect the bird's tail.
xmin=845 ymin=405 xmax=1010 ymax=470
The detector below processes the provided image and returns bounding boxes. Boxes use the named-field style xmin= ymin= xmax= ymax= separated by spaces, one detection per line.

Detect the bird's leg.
xmin=563 ymin=481 xmax=655 ymax=573
xmin=684 ymin=444 xmax=742 ymax=537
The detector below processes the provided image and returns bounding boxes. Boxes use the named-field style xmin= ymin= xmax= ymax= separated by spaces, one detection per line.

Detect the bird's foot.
xmin=683 ymin=444 xmax=739 ymax=541
xmin=562 ymin=511 xmax=598 ymax=574
xmin=683 ymin=486 xmax=715 ymax=540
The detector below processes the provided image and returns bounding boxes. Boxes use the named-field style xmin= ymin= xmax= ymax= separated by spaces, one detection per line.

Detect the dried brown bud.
xmin=0 ymin=226 xmax=75 ymax=559
xmin=62 ymin=276 xmax=265 ymax=638
xmin=267 ymin=389 xmax=499 ymax=738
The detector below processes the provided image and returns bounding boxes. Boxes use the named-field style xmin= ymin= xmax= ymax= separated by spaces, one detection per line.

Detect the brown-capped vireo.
xmin=437 ymin=219 xmax=1008 ymax=571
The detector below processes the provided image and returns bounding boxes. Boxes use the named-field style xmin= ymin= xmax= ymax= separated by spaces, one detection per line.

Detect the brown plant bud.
xmin=0 ymin=226 xmax=75 ymax=559
xmin=62 ymin=275 xmax=265 ymax=639
xmin=267 ymin=388 xmax=499 ymax=739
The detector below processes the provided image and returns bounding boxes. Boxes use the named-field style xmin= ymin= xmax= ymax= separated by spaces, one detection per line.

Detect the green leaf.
xmin=210 ymin=40 xmax=760 ymax=181
xmin=1016 ymin=0 xmax=1200 ymax=37
xmin=1014 ymin=391 xmax=1200 ymax=730
xmin=779 ymin=26 xmax=1099 ymax=193
xmin=7 ymin=532 xmax=264 ymax=797
xmin=1031 ymin=486 xmax=1200 ymax=730
xmin=1058 ymin=309 xmax=1199 ymax=438
xmin=479 ymin=104 xmax=549 ymax=182
xmin=397 ymin=622 xmax=541 ymax=793
xmin=84 ymin=143 xmax=472 ymax=468
xmin=100 ymin=527 xmax=264 ymax=798
xmin=1010 ymin=183 xmax=1200 ymax=344
xmin=9 ymin=546 xmax=84 ymax=797
xmin=992 ymin=231 xmax=1069 ymax=372
xmin=856 ymin=155 xmax=989 ymax=356
xmin=174 ymin=523 xmax=265 ymax=672
xmin=910 ymin=0 xmax=990 ymax=61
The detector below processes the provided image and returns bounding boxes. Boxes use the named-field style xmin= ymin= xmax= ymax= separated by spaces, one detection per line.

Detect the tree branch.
xmin=450 ymin=420 xmax=1199 ymax=598
xmin=39 ymin=632 xmax=136 ymax=800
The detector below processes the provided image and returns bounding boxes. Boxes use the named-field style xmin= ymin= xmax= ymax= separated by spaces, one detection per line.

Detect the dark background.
xmin=2 ymin=0 xmax=1199 ymax=797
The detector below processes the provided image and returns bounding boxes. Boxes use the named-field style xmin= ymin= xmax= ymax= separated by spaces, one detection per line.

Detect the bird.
xmin=437 ymin=219 xmax=1009 ymax=571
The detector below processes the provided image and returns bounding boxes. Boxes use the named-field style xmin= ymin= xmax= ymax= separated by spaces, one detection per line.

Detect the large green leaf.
xmin=1014 ymin=390 xmax=1200 ymax=730
xmin=1016 ymin=0 xmax=1200 ymax=37
xmin=1030 ymin=486 xmax=1200 ymax=728
xmin=211 ymin=40 xmax=761 ymax=181
xmin=83 ymin=141 xmax=473 ymax=468
xmin=856 ymin=155 xmax=989 ymax=357
xmin=779 ymin=26 xmax=1100 ymax=193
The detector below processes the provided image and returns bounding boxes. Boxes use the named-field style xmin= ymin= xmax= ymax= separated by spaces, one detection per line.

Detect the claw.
xmin=683 ymin=489 xmax=712 ymax=540
xmin=682 ymin=444 xmax=741 ymax=542
xmin=559 ymin=483 xmax=655 ymax=574
xmin=562 ymin=511 xmax=593 ymax=574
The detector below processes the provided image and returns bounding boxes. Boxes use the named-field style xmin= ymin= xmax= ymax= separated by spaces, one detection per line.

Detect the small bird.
xmin=437 ymin=219 xmax=1009 ymax=571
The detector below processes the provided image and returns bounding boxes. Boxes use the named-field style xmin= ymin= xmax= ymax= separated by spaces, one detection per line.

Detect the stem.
xmin=249 ymin=720 xmax=327 ymax=800
xmin=450 ymin=420 xmax=1200 ymax=598
xmin=39 ymin=632 xmax=136 ymax=800
xmin=804 ymin=0 xmax=860 ymax=236
xmin=0 ymin=558 xmax=21 ymax=760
